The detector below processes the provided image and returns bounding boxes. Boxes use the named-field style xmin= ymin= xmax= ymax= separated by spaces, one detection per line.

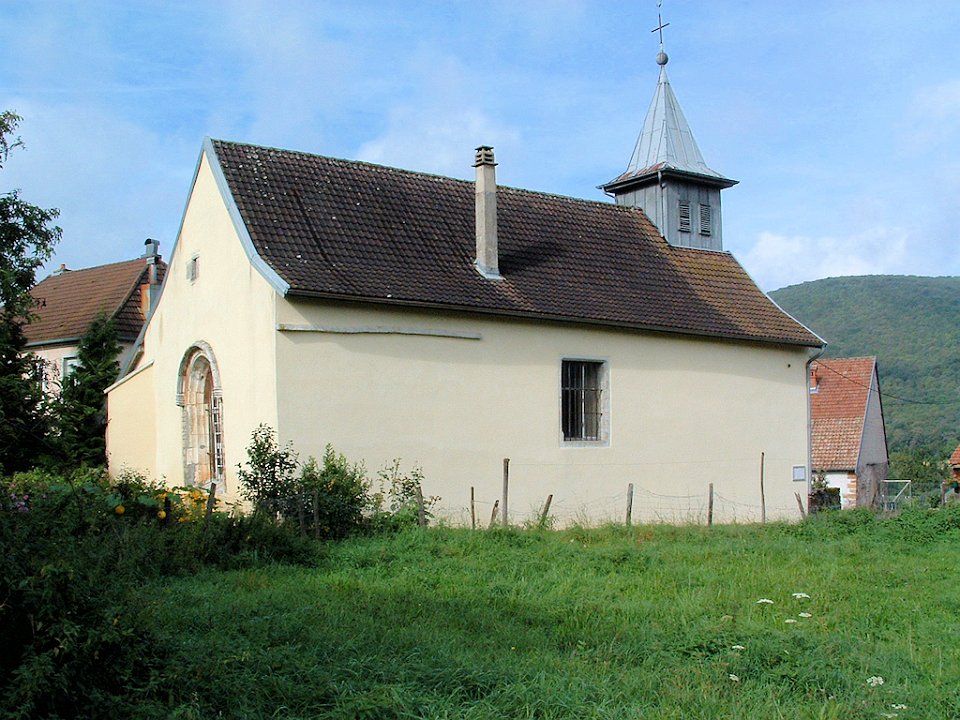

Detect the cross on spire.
xmin=651 ymin=2 xmax=669 ymax=49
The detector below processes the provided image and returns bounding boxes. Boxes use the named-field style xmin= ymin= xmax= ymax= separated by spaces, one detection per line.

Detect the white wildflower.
xmin=729 ymin=674 xmax=740 ymax=683
xmin=798 ymin=612 xmax=812 ymax=618
xmin=792 ymin=592 xmax=810 ymax=599
xmin=784 ymin=618 xmax=798 ymax=624
xmin=756 ymin=598 xmax=774 ymax=604
xmin=891 ymin=704 xmax=907 ymax=710
xmin=866 ymin=675 xmax=885 ymax=687
xmin=731 ymin=644 xmax=746 ymax=651
xmin=881 ymin=714 xmax=898 ymax=719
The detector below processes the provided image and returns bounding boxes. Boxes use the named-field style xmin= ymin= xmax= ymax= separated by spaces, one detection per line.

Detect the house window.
xmin=699 ymin=204 xmax=712 ymax=236
xmin=177 ymin=344 xmax=224 ymax=488
xmin=561 ymin=360 xmax=605 ymax=442
xmin=186 ymin=255 xmax=199 ymax=282
xmin=678 ymin=201 xmax=692 ymax=233
xmin=62 ymin=355 xmax=80 ymax=379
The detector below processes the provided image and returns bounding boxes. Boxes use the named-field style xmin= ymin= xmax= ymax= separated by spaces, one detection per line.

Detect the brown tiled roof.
xmin=211 ymin=140 xmax=821 ymax=347
xmin=25 ymin=258 xmax=164 ymax=345
xmin=810 ymin=357 xmax=878 ymax=471
xmin=949 ymin=445 xmax=960 ymax=467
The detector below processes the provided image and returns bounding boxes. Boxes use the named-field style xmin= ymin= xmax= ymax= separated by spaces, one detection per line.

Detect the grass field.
xmin=130 ymin=513 xmax=960 ymax=719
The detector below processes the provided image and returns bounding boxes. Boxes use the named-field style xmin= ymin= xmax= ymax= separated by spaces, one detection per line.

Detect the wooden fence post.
xmin=502 ymin=458 xmax=510 ymax=528
xmin=489 ymin=499 xmax=500 ymax=529
xmin=538 ymin=494 xmax=553 ymax=528
xmin=760 ymin=452 xmax=767 ymax=524
xmin=707 ymin=482 xmax=714 ymax=527
xmin=415 ymin=485 xmax=427 ymax=527
xmin=470 ymin=486 xmax=476 ymax=530
xmin=625 ymin=483 xmax=634 ymax=527
xmin=794 ymin=492 xmax=807 ymax=520
xmin=297 ymin=490 xmax=306 ymax=536
xmin=202 ymin=483 xmax=217 ymax=532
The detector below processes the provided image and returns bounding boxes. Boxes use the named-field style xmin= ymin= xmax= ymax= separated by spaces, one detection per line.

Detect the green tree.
xmin=57 ymin=311 xmax=121 ymax=465
xmin=0 ymin=111 xmax=61 ymax=473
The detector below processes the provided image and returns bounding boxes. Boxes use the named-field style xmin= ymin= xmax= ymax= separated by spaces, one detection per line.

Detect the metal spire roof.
xmin=625 ymin=55 xmax=728 ymax=181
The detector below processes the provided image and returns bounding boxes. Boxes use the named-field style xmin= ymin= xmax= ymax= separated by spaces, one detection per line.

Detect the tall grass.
xmin=127 ymin=509 xmax=960 ymax=719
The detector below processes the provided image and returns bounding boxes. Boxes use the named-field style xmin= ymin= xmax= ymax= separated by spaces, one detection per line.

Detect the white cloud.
xmin=741 ymin=226 xmax=912 ymax=291
xmin=909 ymin=78 xmax=960 ymax=151
xmin=1 ymin=97 xmax=195 ymax=274
xmin=357 ymin=106 xmax=520 ymax=179
xmin=354 ymin=48 xmax=522 ymax=178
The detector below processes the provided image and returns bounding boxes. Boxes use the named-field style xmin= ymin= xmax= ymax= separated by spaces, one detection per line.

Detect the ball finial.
xmin=656 ymin=50 xmax=669 ymax=66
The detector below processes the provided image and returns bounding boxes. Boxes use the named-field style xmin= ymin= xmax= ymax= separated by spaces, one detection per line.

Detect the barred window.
xmin=562 ymin=360 xmax=604 ymax=442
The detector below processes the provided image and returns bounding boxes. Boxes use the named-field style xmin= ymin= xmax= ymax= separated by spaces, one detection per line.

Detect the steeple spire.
xmin=625 ymin=60 xmax=728 ymax=182
xmin=602 ymin=8 xmax=736 ymax=251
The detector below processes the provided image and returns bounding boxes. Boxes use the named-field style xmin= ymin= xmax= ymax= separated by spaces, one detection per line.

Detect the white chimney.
xmin=474 ymin=146 xmax=501 ymax=279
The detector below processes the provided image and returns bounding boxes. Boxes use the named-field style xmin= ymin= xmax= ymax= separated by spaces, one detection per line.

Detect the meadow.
xmin=130 ymin=515 xmax=959 ymax=719
xmin=3 ymin=467 xmax=959 ymax=719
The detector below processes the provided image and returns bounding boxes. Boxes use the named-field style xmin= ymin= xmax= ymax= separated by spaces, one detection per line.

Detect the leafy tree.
xmin=57 ymin=311 xmax=121 ymax=465
xmin=0 ymin=111 xmax=61 ymax=473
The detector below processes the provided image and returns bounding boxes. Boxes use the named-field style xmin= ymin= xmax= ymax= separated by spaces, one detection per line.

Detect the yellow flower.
xmin=157 ymin=510 xmax=167 ymax=520
xmin=114 ymin=504 xmax=125 ymax=515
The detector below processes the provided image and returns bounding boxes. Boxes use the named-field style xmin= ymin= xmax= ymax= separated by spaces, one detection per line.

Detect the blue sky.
xmin=2 ymin=1 xmax=959 ymax=291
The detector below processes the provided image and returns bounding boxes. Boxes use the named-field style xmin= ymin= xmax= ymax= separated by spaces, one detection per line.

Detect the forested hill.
xmin=770 ymin=275 xmax=960 ymax=452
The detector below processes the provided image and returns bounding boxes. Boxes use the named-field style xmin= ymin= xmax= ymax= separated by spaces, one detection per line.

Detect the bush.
xmin=0 ymin=467 xmax=325 ymax=719
xmin=369 ymin=458 xmax=437 ymax=531
xmin=235 ymin=427 xmax=436 ymax=539
xmin=236 ymin=424 xmax=298 ymax=516
xmin=299 ymin=447 xmax=370 ymax=540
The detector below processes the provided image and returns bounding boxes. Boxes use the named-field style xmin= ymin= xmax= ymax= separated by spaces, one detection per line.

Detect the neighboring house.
xmin=810 ymin=357 xmax=889 ymax=509
xmin=949 ymin=445 xmax=960 ymax=483
xmin=106 ymin=52 xmax=823 ymax=524
xmin=26 ymin=241 xmax=165 ymax=393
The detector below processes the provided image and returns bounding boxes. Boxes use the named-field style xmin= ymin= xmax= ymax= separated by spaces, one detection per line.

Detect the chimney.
xmin=140 ymin=238 xmax=162 ymax=319
xmin=474 ymin=146 xmax=501 ymax=280
xmin=810 ymin=367 xmax=819 ymax=393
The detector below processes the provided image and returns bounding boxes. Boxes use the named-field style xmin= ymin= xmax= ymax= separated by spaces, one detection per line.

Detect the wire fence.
xmin=460 ymin=457 xmax=811 ymax=528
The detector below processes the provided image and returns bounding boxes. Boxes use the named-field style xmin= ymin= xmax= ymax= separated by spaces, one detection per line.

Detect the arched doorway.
xmin=177 ymin=343 xmax=224 ymax=488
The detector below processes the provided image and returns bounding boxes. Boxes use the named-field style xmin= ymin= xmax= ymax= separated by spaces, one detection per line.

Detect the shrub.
xmin=0 ymin=466 xmax=324 ymax=718
xmin=298 ymin=447 xmax=370 ymax=540
xmin=236 ymin=424 xmax=299 ymax=516
xmin=369 ymin=458 xmax=437 ymax=531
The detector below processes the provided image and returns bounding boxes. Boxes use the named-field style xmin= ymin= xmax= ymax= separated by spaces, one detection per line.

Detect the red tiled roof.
xmin=25 ymin=258 xmax=164 ymax=345
xmin=949 ymin=445 xmax=960 ymax=467
xmin=810 ymin=357 xmax=878 ymax=471
xmin=211 ymin=140 xmax=822 ymax=347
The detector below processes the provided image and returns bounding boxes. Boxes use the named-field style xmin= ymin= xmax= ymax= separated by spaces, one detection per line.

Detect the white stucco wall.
xmin=274 ymin=298 xmax=813 ymax=525
xmin=825 ymin=471 xmax=857 ymax=509
xmin=31 ymin=342 xmax=134 ymax=396
xmin=106 ymin=151 xmax=279 ymax=493
xmin=105 ymin=363 xmax=157 ymax=477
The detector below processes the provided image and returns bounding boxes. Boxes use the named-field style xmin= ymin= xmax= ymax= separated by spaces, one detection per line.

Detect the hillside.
xmin=770 ymin=275 xmax=960 ymax=452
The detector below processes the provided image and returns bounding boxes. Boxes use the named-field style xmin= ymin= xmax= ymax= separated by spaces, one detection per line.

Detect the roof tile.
xmin=211 ymin=140 xmax=821 ymax=347
xmin=26 ymin=258 xmax=164 ymax=345
xmin=810 ymin=357 xmax=878 ymax=470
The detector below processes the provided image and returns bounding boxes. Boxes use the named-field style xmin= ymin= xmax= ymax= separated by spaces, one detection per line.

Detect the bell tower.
xmin=601 ymin=20 xmax=736 ymax=251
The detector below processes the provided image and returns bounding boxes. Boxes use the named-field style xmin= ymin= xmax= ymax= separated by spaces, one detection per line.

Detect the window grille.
xmin=211 ymin=395 xmax=225 ymax=480
xmin=562 ymin=360 xmax=603 ymax=441
xmin=699 ymin=204 xmax=712 ymax=236
xmin=678 ymin=202 xmax=691 ymax=233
